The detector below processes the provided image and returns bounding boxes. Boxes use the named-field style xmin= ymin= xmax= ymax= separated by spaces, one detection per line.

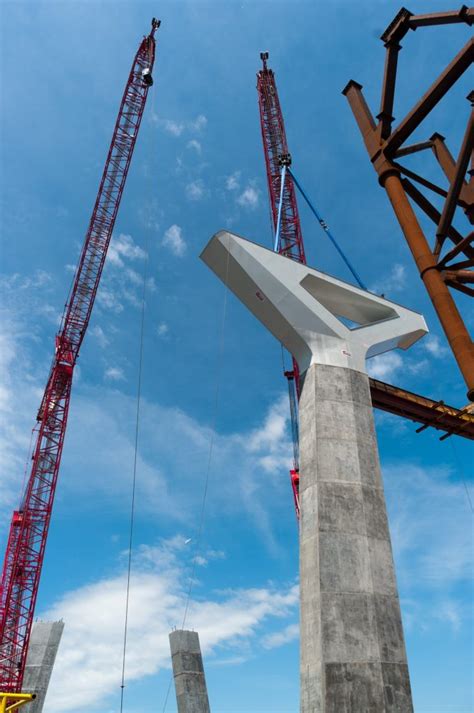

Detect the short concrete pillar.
xmin=299 ymin=364 xmax=413 ymax=712
xmin=23 ymin=620 xmax=64 ymax=712
xmin=169 ymin=629 xmax=211 ymax=713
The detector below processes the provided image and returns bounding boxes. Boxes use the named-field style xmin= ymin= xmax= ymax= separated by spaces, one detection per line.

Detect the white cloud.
xmin=190 ymin=114 xmax=207 ymax=132
xmin=90 ymin=325 xmax=109 ymax=349
xmin=0 ymin=326 xmax=34 ymax=511
xmin=38 ymin=303 xmax=61 ymax=325
xmin=107 ymin=234 xmax=146 ymax=269
xmin=237 ymin=185 xmax=260 ymax=209
xmin=366 ymin=352 xmax=403 ymax=380
xmin=424 ymin=334 xmax=449 ymax=358
xmin=96 ymin=287 xmax=123 ymax=314
xmin=43 ymin=537 xmax=297 ymax=711
xmin=186 ymin=180 xmax=205 ymax=201
xmin=97 ymin=234 xmax=149 ymax=313
xmin=187 ymin=139 xmax=202 ymax=154
xmin=162 ymin=224 xmax=186 ymax=257
xmin=370 ymin=263 xmax=407 ymax=296
xmin=104 ymin=367 xmax=125 ymax=382
xmin=157 ymin=322 xmax=169 ymax=338
xmin=247 ymin=395 xmax=291 ymax=473
xmin=156 ymin=115 xmax=207 ymax=137
xmin=226 ymin=171 xmax=241 ymax=191
xmin=262 ymin=622 xmax=299 ymax=649
xmin=0 ymin=269 xmax=53 ymax=291
xmin=160 ymin=118 xmax=185 ymax=136
xmin=193 ymin=548 xmax=225 ymax=567
xmin=385 ymin=463 xmax=473 ymax=592
xmin=53 ymin=386 xmax=292 ymax=555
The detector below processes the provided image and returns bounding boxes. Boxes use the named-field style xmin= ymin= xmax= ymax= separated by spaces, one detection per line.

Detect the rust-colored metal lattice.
xmin=343 ymin=6 xmax=474 ymax=400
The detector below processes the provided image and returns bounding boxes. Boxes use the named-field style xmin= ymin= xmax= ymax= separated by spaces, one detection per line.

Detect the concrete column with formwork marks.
xmin=169 ymin=629 xmax=211 ymax=713
xmin=200 ymin=231 xmax=426 ymax=713
xmin=299 ymin=363 xmax=412 ymax=712
xmin=23 ymin=620 xmax=64 ymax=713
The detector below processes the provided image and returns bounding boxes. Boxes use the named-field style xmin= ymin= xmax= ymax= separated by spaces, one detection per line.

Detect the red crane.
xmin=0 ymin=18 xmax=160 ymax=693
xmin=256 ymin=52 xmax=306 ymax=518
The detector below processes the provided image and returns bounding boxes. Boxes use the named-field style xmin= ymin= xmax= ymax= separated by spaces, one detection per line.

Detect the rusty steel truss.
xmin=343 ymin=5 xmax=474 ymax=400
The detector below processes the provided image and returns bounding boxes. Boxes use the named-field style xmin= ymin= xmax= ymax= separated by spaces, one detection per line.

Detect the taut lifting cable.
xmin=288 ymin=167 xmax=367 ymax=290
xmin=274 ymin=164 xmax=287 ymax=252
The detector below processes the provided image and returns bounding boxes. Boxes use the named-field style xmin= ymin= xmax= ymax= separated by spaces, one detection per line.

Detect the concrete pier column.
xmin=23 ymin=620 xmax=64 ymax=712
xmin=201 ymin=231 xmax=426 ymax=713
xmin=299 ymin=364 xmax=413 ymax=712
xmin=169 ymin=629 xmax=211 ymax=713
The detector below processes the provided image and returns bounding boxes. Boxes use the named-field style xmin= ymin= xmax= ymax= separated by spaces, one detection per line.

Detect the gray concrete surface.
xmin=23 ymin=620 xmax=64 ymax=712
xmin=299 ymin=364 xmax=413 ymax=712
xmin=169 ymin=629 xmax=211 ymax=713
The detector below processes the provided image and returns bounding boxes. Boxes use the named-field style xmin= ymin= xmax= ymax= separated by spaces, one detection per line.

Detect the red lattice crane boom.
xmin=257 ymin=53 xmax=306 ymax=264
xmin=0 ymin=18 xmax=160 ymax=692
xmin=257 ymin=53 xmax=306 ymax=517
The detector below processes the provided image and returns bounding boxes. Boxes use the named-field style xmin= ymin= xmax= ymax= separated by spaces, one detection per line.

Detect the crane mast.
xmin=256 ymin=53 xmax=305 ymax=517
xmin=0 ymin=18 xmax=160 ymax=692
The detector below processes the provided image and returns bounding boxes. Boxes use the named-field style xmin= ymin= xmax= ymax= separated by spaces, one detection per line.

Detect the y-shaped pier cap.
xmin=201 ymin=231 xmax=428 ymax=374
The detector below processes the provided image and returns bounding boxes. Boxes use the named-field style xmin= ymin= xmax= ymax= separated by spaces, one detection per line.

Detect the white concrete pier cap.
xmin=201 ymin=231 xmax=428 ymax=373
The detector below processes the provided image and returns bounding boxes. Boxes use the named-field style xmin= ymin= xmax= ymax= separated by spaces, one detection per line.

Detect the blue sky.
xmin=0 ymin=1 xmax=472 ymax=711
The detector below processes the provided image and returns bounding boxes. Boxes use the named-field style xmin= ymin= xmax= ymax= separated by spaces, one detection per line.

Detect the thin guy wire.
xmin=119 ymin=243 xmax=148 ymax=712
xmin=161 ymin=240 xmax=231 ymax=713
xmin=119 ymin=81 xmax=154 ymax=709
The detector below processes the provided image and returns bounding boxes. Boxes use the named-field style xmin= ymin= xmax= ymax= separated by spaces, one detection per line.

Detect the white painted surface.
xmin=201 ymin=231 xmax=428 ymax=374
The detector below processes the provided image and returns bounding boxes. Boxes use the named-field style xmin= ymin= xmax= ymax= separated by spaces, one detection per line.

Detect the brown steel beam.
xmin=439 ymin=231 xmax=474 ymax=266
xmin=394 ymin=140 xmax=433 ymax=158
xmin=344 ymin=30 xmax=474 ymax=401
xmin=437 ymin=111 xmax=474 ymax=239
xmin=446 ymin=279 xmax=474 ymax=296
xmin=382 ymin=172 xmax=474 ymax=399
xmin=342 ymin=80 xmax=379 ymax=157
xmin=384 ymin=38 xmax=473 ymax=156
xmin=380 ymin=7 xmax=413 ymax=44
xmin=378 ymin=42 xmax=401 ymax=139
xmin=370 ymin=378 xmax=474 ymax=440
xmin=431 ymin=132 xmax=474 ymax=205
xmin=445 ymin=257 xmax=474 ymax=270
xmin=407 ymin=6 xmax=473 ymax=29
xmin=401 ymin=178 xmax=473 ymax=259
xmin=402 ymin=179 xmax=473 ymax=258
xmin=395 ymin=162 xmax=453 ymax=201
xmin=443 ymin=268 xmax=474 ymax=281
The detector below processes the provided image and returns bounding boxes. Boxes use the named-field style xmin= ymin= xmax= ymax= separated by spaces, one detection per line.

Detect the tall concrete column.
xmin=23 ymin=620 xmax=64 ymax=712
xmin=169 ymin=629 xmax=211 ymax=713
xmin=299 ymin=364 xmax=412 ymax=712
xmin=201 ymin=230 xmax=427 ymax=713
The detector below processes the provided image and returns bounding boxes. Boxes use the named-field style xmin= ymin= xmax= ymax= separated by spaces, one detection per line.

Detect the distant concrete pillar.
xmin=299 ymin=364 xmax=413 ymax=712
xmin=169 ymin=630 xmax=211 ymax=713
xmin=23 ymin=620 xmax=64 ymax=713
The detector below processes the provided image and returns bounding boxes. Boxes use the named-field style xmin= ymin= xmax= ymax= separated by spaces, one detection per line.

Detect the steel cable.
xmin=161 ymin=237 xmax=231 ymax=712
xmin=119 ymin=77 xmax=156 ymax=712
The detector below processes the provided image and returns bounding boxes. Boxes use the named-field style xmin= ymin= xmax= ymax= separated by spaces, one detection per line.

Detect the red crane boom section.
xmin=256 ymin=54 xmax=305 ymax=517
xmin=256 ymin=54 xmax=306 ymax=264
xmin=0 ymin=21 xmax=159 ymax=691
